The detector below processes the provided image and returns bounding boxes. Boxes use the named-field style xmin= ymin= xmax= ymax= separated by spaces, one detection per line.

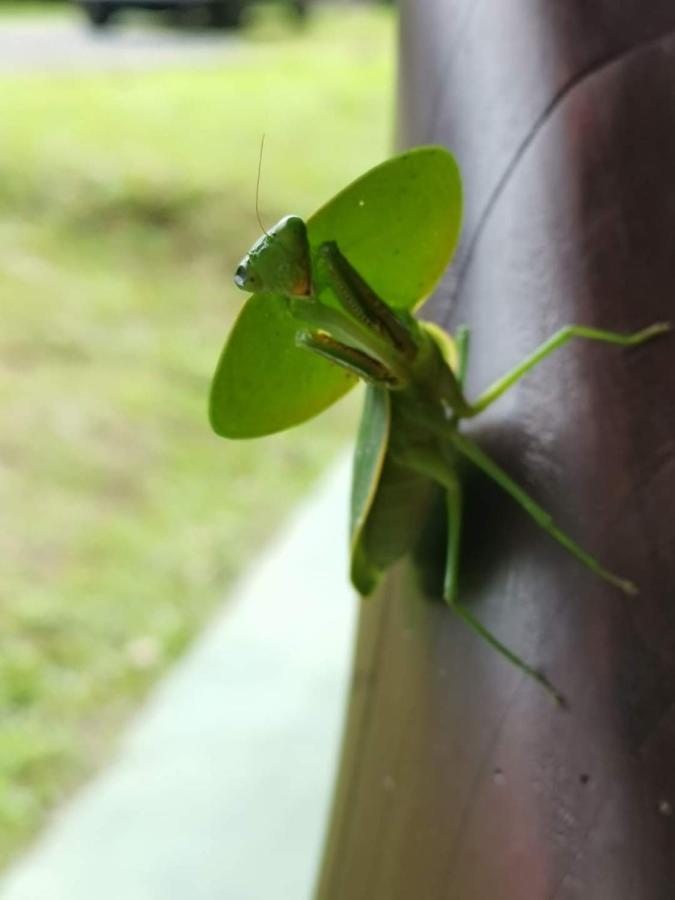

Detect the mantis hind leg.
xmin=451 ymin=431 xmax=637 ymax=596
xmin=467 ymin=322 xmax=670 ymax=415
xmin=444 ymin=479 xmax=565 ymax=704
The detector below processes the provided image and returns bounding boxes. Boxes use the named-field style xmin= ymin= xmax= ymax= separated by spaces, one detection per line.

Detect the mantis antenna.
xmin=255 ymin=134 xmax=271 ymax=237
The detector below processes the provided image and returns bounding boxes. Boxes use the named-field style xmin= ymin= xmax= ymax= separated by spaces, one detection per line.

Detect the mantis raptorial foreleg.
xmin=444 ymin=478 xmax=565 ymax=704
xmin=468 ymin=323 xmax=670 ymax=415
xmin=295 ymin=331 xmax=399 ymax=385
xmin=319 ymin=241 xmax=418 ymax=359
xmin=450 ymin=430 xmax=637 ymax=596
xmin=291 ymin=240 xmax=422 ymax=388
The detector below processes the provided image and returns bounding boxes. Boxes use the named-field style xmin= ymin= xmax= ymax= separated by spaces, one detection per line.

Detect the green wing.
xmin=210 ymin=146 xmax=463 ymax=438
xmin=350 ymin=386 xmax=439 ymax=596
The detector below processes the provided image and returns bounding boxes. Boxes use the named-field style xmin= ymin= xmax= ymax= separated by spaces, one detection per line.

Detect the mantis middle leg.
xmin=467 ymin=323 xmax=669 ymax=415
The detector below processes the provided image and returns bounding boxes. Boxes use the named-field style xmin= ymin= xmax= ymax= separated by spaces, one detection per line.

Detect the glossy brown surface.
xmin=316 ymin=4 xmax=675 ymax=898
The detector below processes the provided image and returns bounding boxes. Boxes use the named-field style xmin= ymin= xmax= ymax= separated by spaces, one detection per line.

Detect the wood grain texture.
xmin=317 ymin=4 xmax=675 ymax=898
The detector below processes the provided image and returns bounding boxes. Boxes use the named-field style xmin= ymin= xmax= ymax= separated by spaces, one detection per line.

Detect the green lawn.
xmin=0 ymin=3 xmax=65 ymax=15
xmin=0 ymin=5 xmax=394 ymax=866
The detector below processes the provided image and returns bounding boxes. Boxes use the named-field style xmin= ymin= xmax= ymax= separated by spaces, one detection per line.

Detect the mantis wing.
xmin=350 ymin=386 xmax=439 ymax=596
xmin=210 ymin=146 xmax=463 ymax=438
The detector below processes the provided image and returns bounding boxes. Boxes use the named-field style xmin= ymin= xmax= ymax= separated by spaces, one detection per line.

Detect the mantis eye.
xmin=234 ymin=264 xmax=248 ymax=289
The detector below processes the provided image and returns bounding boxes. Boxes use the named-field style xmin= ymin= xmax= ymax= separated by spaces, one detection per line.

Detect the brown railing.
xmin=316 ymin=3 xmax=675 ymax=897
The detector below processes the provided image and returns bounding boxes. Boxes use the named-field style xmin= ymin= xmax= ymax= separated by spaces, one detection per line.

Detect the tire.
xmin=84 ymin=3 xmax=115 ymax=27
xmin=291 ymin=0 xmax=309 ymax=19
xmin=207 ymin=1 xmax=245 ymax=29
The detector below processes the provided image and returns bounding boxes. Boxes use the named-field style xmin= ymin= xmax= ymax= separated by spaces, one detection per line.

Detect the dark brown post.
xmin=316 ymin=4 xmax=675 ymax=898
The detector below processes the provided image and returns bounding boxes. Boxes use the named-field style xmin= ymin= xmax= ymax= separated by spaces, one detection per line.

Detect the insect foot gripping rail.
xmin=209 ymin=146 xmax=670 ymax=704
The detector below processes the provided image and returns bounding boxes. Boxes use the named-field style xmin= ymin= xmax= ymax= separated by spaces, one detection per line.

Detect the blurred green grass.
xmin=0 ymin=3 xmax=64 ymax=15
xmin=0 ymin=4 xmax=393 ymax=865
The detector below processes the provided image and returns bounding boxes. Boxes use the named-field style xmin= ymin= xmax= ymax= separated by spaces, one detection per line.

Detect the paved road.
xmin=0 ymin=13 xmax=239 ymax=73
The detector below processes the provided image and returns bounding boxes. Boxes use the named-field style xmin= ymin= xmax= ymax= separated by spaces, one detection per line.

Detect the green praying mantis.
xmin=209 ymin=146 xmax=669 ymax=702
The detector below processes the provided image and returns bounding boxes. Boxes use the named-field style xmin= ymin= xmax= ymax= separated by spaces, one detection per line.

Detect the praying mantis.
xmin=209 ymin=146 xmax=668 ymax=702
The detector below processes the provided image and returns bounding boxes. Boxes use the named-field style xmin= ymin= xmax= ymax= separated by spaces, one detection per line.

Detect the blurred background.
xmin=0 ymin=0 xmax=394 ymax=883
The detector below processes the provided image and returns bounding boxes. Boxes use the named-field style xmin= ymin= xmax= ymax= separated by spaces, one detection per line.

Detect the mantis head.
xmin=234 ymin=215 xmax=312 ymax=298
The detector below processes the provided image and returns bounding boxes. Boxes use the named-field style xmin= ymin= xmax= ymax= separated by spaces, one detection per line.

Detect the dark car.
xmin=76 ymin=0 xmax=307 ymax=29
